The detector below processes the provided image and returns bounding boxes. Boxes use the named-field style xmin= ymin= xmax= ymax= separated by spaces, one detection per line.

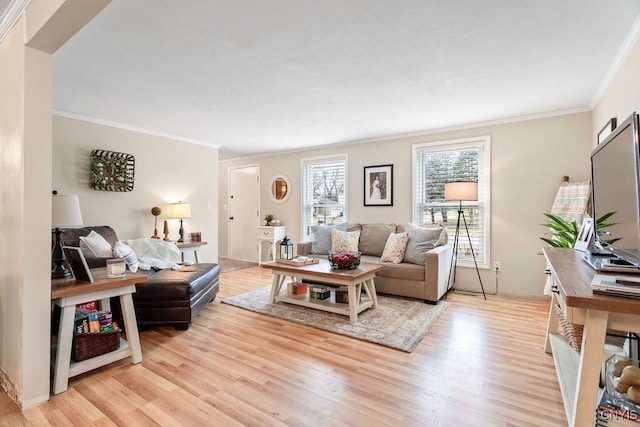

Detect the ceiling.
xmin=48 ymin=0 xmax=640 ymax=159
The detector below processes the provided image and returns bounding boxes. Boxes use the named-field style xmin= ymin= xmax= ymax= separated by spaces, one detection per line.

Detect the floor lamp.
xmin=445 ymin=182 xmax=486 ymax=300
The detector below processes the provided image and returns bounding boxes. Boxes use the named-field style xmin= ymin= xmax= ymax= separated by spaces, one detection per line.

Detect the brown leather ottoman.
xmin=133 ymin=263 xmax=220 ymax=330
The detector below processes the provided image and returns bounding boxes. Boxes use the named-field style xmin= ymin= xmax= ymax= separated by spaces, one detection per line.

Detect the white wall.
xmin=53 ymin=116 xmax=219 ymax=263
xmin=219 ymin=112 xmax=593 ymax=297
xmin=593 ymin=34 xmax=640 ymax=142
xmin=0 ymin=0 xmax=110 ymax=410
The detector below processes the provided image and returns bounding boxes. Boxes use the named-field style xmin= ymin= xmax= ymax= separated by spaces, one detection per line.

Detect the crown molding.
xmin=590 ymin=13 xmax=640 ymax=109
xmin=0 ymin=0 xmax=30 ymax=43
xmin=53 ymin=109 xmax=222 ymax=149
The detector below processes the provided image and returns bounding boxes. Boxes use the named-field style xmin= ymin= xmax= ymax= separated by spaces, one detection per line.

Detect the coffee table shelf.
xmin=262 ymin=259 xmax=383 ymax=323
xmin=274 ymin=288 xmax=374 ymax=317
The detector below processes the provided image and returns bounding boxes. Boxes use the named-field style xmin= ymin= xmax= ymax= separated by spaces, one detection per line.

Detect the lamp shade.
xmin=171 ymin=202 xmax=192 ymax=219
xmin=52 ymin=194 xmax=83 ymax=228
xmin=444 ymin=182 xmax=478 ymax=202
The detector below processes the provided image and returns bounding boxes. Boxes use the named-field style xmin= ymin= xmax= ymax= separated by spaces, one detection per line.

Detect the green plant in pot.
xmin=540 ymin=211 xmax=620 ymax=248
xmin=264 ymin=214 xmax=274 ymax=226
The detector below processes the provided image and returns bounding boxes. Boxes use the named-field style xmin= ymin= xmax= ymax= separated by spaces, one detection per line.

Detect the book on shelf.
xmin=596 ymin=388 xmax=640 ymax=426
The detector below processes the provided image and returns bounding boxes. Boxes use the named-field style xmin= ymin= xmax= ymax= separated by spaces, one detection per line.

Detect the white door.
xmin=228 ymin=165 xmax=260 ymax=261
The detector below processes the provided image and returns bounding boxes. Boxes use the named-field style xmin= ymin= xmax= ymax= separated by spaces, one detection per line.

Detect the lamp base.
xmin=178 ymin=219 xmax=185 ymax=243
xmin=51 ymin=228 xmax=71 ymax=279
xmin=52 ymin=263 xmax=71 ymax=279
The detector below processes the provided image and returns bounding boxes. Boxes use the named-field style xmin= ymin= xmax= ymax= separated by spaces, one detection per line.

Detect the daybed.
xmin=297 ymin=223 xmax=453 ymax=303
xmin=59 ymin=225 xmax=220 ymax=330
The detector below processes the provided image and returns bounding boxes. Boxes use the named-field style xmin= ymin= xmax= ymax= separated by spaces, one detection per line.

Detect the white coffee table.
xmin=261 ymin=259 xmax=382 ymax=323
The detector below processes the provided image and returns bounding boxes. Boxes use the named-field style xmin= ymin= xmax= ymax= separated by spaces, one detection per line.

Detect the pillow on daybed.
xmin=403 ymin=223 xmax=447 ymax=265
xmin=380 ymin=232 xmax=409 ymax=263
xmin=79 ymin=230 xmax=113 ymax=258
xmin=331 ymin=229 xmax=361 ymax=252
xmin=310 ymin=223 xmax=347 ymax=254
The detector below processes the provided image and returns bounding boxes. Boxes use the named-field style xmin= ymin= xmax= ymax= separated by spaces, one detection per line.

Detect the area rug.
xmin=221 ymin=287 xmax=448 ymax=352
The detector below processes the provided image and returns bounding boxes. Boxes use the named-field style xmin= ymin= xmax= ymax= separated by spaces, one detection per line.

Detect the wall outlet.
xmin=493 ymin=261 xmax=502 ymax=272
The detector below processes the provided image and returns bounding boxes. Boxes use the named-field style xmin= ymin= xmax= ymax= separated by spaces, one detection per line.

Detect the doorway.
xmin=228 ymin=165 xmax=260 ymax=261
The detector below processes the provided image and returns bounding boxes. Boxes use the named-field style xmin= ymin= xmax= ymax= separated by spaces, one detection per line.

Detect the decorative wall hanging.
xmin=90 ymin=149 xmax=135 ymax=192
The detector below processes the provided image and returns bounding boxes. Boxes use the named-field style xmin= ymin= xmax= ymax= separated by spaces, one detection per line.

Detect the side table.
xmin=176 ymin=241 xmax=208 ymax=263
xmin=51 ymin=268 xmax=148 ymax=394
xmin=257 ymin=226 xmax=286 ymax=264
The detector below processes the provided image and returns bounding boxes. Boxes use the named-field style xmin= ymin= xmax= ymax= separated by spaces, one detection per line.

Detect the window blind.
xmin=302 ymin=155 xmax=347 ymax=240
xmin=413 ymin=137 xmax=490 ymax=266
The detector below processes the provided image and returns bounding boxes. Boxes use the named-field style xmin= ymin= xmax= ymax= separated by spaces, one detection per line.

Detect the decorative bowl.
xmin=604 ymin=354 xmax=640 ymax=415
xmin=328 ymin=251 xmax=361 ymax=270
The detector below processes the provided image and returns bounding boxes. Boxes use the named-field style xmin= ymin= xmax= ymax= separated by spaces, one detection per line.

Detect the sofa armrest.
xmin=297 ymin=241 xmax=312 ymax=256
xmin=424 ymin=244 xmax=453 ymax=302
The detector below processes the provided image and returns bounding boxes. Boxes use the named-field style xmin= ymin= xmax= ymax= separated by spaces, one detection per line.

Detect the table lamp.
xmin=52 ymin=193 xmax=84 ymax=278
xmin=444 ymin=182 xmax=485 ymax=299
xmin=171 ymin=201 xmax=191 ymax=242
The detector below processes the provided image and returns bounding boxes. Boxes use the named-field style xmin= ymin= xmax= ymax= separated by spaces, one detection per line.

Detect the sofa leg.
xmin=172 ymin=322 xmax=190 ymax=331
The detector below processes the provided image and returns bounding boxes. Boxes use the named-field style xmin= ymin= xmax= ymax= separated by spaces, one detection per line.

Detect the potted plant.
xmin=264 ymin=214 xmax=274 ymax=226
xmin=540 ymin=211 xmax=620 ymax=248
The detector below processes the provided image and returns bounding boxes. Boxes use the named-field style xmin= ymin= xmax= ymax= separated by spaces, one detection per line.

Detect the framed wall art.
xmin=364 ymin=164 xmax=393 ymax=206
xmin=90 ymin=149 xmax=135 ymax=192
xmin=597 ymin=118 xmax=617 ymax=145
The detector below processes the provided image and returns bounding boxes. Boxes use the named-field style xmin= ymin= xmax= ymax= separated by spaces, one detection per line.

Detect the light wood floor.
xmin=2 ymin=266 xmax=566 ymax=426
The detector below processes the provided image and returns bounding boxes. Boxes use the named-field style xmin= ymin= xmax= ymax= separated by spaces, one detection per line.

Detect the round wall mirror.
xmin=269 ymin=175 xmax=291 ymax=203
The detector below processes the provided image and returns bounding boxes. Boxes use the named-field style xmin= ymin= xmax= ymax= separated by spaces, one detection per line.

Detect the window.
xmin=412 ymin=136 xmax=491 ymax=267
xmin=301 ymin=154 xmax=347 ymax=240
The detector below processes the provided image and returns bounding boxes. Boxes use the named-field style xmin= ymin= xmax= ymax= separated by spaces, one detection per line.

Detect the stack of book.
xmin=596 ymin=389 xmax=640 ymax=426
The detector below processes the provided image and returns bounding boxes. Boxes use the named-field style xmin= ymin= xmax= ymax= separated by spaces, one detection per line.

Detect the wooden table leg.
xmin=544 ymin=292 xmax=559 ymax=354
xmin=52 ymin=304 xmax=75 ymax=394
xmin=362 ymin=278 xmax=379 ymax=308
xmin=269 ymin=273 xmax=285 ymax=303
xmin=348 ymin=284 xmax=358 ymax=323
xmin=572 ymin=308 xmax=608 ymax=426
xmin=120 ymin=293 xmax=142 ymax=364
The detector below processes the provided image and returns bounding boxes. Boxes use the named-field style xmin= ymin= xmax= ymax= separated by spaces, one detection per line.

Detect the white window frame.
xmin=300 ymin=153 xmax=348 ymax=241
xmin=412 ymin=136 xmax=491 ymax=268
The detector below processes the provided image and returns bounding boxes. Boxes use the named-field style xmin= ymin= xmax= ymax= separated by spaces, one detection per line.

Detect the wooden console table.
xmin=51 ymin=268 xmax=148 ymax=394
xmin=543 ymin=247 xmax=640 ymax=426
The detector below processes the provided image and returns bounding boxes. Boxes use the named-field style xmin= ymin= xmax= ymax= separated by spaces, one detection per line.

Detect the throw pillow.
xmin=331 ymin=229 xmax=360 ymax=252
xmin=403 ymin=223 xmax=445 ymax=265
xmin=113 ymin=241 xmax=139 ymax=272
xmin=79 ymin=230 xmax=113 ymax=258
xmin=380 ymin=232 xmax=409 ymax=263
xmin=310 ymin=223 xmax=347 ymax=254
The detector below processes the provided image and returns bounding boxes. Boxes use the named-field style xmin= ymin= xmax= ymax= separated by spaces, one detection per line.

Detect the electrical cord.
xmin=451 ymin=266 xmax=500 ymax=296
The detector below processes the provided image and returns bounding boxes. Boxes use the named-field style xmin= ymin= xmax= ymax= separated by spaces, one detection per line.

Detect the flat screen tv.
xmin=590 ymin=111 xmax=640 ymax=267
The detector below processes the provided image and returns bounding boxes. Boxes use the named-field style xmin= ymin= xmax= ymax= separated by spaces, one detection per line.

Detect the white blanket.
xmin=123 ymin=238 xmax=182 ymax=271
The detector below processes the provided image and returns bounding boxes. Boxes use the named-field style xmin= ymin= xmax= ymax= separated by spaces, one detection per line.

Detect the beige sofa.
xmin=297 ymin=223 xmax=453 ymax=303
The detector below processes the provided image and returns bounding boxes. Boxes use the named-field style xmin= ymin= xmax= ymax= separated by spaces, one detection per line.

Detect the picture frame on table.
xmin=364 ymin=164 xmax=393 ymax=206
xmin=62 ymin=246 xmax=94 ymax=283
xmin=597 ymin=118 xmax=617 ymax=145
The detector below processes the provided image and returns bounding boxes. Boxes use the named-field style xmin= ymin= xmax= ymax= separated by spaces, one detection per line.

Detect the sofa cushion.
xmin=380 ymin=232 xmax=409 ymax=263
xmin=60 ymin=225 xmax=118 ymax=248
xmin=359 ymin=223 xmax=397 ymax=256
xmin=331 ymin=229 xmax=360 ymax=252
xmin=403 ymin=223 xmax=445 ymax=265
xmin=310 ymin=223 xmax=347 ymax=254
xmin=79 ymin=230 xmax=113 ymax=258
